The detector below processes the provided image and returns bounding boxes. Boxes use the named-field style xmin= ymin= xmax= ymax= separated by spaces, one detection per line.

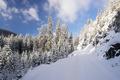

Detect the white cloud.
xmin=22 ymin=7 xmax=40 ymax=21
xmin=0 ymin=0 xmax=20 ymax=20
xmin=0 ymin=0 xmax=12 ymax=19
xmin=0 ymin=0 xmax=41 ymax=22
xmin=44 ymin=0 xmax=106 ymax=23
xmin=0 ymin=0 xmax=7 ymax=9
xmin=10 ymin=7 xmax=19 ymax=13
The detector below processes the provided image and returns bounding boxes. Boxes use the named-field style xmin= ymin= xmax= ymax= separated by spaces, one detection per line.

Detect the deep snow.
xmin=22 ymin=45 xmax=120 ymax=80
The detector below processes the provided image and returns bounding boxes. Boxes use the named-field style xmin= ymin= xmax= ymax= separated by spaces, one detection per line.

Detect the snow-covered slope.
xmin=22 ymin=45 xmax=120 ymax=80
xmin=77 ymin=0 xmax=120 ymax=59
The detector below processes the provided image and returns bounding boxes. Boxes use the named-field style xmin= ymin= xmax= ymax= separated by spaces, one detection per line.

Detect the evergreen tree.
xmin=45 ymin=16 xmax=53 ymax=51
xmin=58 ymin=24 xmax=69 ymax=57
xmin=37 ymin=24 xmax=48 ymax=52
xmin=73 ymin=37 xmax=79 ymax=49
xmin=68 ymin=33 xmax=74 ymax=53
xmin=55 ymin=20 xmax=61 ymax=45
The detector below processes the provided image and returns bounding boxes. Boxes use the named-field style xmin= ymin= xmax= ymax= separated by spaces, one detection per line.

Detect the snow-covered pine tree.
xmin=55 ymin=19 xmax=61 ymax=45
xmin=50 ymin=20 xmax=61 ymax=62
xmin=68 ymin=33 xmax=74 ymax=53
xmin=37 ymin=24 xmax=48 ymax=52
xmin=0 ymin=45 xmax=13 ymax=80
xmin=0 ymin=35 xmax=5 ymax=48
xmin=58 ymin=24 xmax=69 ymax=58
xmin=45 ymin=16 xmax=53 ymax=52
xmin=73 ymin=36 xmax=79 ymax=50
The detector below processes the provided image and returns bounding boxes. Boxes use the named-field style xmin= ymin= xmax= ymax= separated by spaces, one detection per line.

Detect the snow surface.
xmin=94 ymin=31 xmax=120 ymax=57
xmin=22 ymin=45 xmax=120 ymax=80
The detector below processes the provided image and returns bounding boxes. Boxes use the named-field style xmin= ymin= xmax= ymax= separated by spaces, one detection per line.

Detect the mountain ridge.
xmin=0 ymin=28 xmax=16 ymax=36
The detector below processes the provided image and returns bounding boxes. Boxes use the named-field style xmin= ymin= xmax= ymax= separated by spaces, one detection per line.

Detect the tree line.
xmin=0 ymin=16 xmax=75 ymax=80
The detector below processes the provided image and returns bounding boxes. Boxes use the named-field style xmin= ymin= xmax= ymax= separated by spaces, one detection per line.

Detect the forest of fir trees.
xmin=0 ymin=16 xmax=75 ymax=80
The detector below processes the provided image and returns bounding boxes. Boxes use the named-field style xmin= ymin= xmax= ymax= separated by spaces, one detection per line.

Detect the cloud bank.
xmin=0 ymin=0 xmax=40 ymax=22
xmin=44 ymin=0 xmax=106 ymax=23
xmin=0 ymin=0 xmax=106 ymax=23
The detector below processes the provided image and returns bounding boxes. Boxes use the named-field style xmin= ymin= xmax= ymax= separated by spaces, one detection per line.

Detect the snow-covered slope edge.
xmin=22 ymin=45 xmax=120 ymax=80
xmin=77 ymin=0 xmax=120 ymax=60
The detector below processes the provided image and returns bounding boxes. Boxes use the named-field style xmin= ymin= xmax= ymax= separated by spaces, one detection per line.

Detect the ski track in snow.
xmin=22 ymin=49 xmax=120 ymax=80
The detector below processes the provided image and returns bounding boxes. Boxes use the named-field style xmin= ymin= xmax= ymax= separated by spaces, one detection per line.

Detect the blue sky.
xmin=0 ymin=0 xmax=106 ymax=36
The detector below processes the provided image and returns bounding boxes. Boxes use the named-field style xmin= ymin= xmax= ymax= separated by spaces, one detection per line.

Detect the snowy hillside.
xmin=22 ymin=45 xmax=120 ymax=80
xmin=77 ymin=0 xmax=120 ymax=59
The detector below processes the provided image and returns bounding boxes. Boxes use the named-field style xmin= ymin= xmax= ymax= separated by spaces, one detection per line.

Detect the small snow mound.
xmin=75 ymin=44 xmax=94 ymax=55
